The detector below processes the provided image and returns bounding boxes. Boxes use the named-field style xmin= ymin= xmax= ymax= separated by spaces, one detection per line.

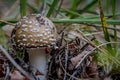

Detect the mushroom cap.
xmin=11 ymin=14 xmax=58 ymax=49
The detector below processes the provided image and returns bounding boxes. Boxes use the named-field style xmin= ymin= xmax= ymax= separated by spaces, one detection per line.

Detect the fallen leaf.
xmin=9 ymin=70 xmax=25 ymax=80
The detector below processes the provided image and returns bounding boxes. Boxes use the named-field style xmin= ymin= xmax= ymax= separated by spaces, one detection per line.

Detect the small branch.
xmin=0 ymin=45 xmax=35 ymax=80
xmin=63 ymin=42 xmax=68 ymax=80
xmin=59 ymin=55 xmax=79 ymax=80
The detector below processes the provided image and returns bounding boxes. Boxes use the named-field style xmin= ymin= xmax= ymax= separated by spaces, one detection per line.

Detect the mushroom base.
xmin=27 ymin=48 xmax=48 ymax=80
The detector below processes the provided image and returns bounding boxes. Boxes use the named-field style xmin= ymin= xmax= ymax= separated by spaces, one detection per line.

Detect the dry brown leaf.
xmin=9 ymin=70 xmax=25 ymax=80
xmin=71 ymin=51 xmax=86 ymax=67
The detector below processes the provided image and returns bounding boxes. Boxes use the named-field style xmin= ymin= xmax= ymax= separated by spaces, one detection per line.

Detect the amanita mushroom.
xmin=11 ymin=14 xmax=58 ymax=80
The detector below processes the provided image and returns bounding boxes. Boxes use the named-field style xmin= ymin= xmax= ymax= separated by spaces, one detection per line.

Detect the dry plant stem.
xmin=73 ymin=31 xmax=120 ymax=68
xmin=76 ymin=30 xmax=107 ymax=54
xmin=75 ymin=42 xmax=120 ymax=68
xmin=71 ymin=30 xmax=99 ymax=49
xmin=0 ymin=20 xmax=15 ymax=26
xmin=0 ymin=45 xmax=35 ymax=80
xmin=63 ymin=43 xmax=68 ymax=80
xmin=27 ymin=48 xmax=48 ymax=80
xmin=4 ymin=63 xmax=10 ymax=80
xmin=75 ymin=49 xmax=96 ymax=68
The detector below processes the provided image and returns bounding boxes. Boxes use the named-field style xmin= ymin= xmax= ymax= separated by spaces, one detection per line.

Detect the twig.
xmin=59 ymin=55 xmax=79 ymax=80
xmin=0 ymin=45 xmax=35 ymax=80
xmin=4 ymin=63 xmax=10 ymax=80
xmin=63 ymin=42 xmax=68 ymax=80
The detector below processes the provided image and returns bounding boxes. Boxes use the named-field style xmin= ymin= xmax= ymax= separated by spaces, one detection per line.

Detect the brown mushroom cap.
xmin=11 ymin=14 xmax=58 ymax=49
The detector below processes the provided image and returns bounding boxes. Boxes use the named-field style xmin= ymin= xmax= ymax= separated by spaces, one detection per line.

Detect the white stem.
xmin=27 ymin=48 xmax=47 ymax=80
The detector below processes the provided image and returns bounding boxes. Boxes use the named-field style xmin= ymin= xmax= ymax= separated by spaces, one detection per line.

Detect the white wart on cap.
xmin=11 ymin=14 xmax=58 ymax=49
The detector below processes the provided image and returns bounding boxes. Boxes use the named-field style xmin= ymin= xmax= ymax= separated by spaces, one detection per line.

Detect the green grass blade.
xmin=112 ymin=0 xmax=117 ymax=54
xmin=70 ymin=0 xmax=77 ymax=11
xmin=46 ymin=1 xmax=83 ymax=18
xmin=46 ymin=0 xmax=59 ymax=17
xmin=27 ymin=2 xmax=40 ymax=13
xmin=0 ymin=30 xmax=7 ymax=48
xmin=106 ymin=0 xmax=109 ymax=13
xmin=70 ymin=0 xmax=78 ymax=18
xmin=80 ymin=0 xmax=97 ymax=13
xmin=20 ymin=0 xmax=27 ymax=17
xmin=82 ymin=13 xmax=120 ymax=19
xmin=54 ymin=0 xmax=63 ymax=17
xmin=61 ymin=8 xmax=83 ymax=18
xmin=0 ymin=20 xmax=17 ymax=27
xmin=69 ymin=0 xmax=84 ymax=18
xmin=70 ymin=0 xmax=84 ymax=11
xmin=76 ymin=0 xmax=84 ymax=8
xmin=98 ymin=0 xmax=112 ymax=51
xmin=52 ymin=19 xmax=120 ymax=25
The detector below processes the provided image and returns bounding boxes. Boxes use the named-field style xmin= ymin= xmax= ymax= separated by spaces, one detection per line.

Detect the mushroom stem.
xmin=27 ymin=48 xmax=48 ymax=80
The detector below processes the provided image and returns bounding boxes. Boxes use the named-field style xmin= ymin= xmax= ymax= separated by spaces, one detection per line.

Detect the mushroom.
xmin=11 ymin=14 xmax=58 ymax=80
